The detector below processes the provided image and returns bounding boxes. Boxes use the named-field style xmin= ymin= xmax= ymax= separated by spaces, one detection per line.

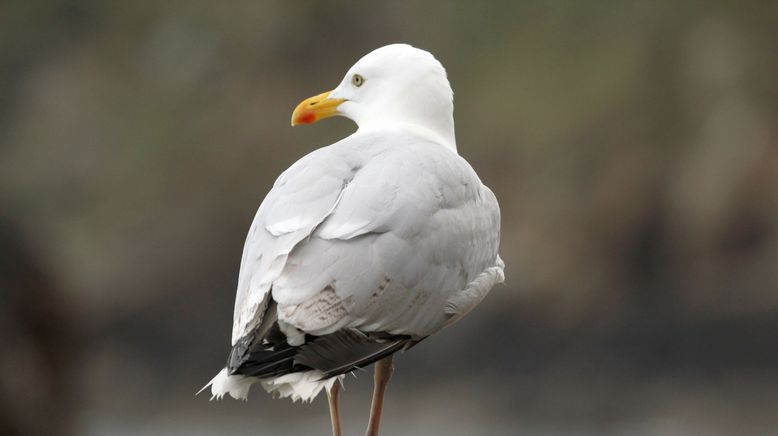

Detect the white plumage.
xmin=202 ymin=44 xmax=504 ymax=413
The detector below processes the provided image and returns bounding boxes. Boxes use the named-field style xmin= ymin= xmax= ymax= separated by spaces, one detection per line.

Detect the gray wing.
xmin=230 ymin=144 xmax=358 ymax=344
xmin=232 ymin=132 xmax=502 ymax=351
xmin=229 ymin=132 xmax=502 ymax=380
xmin=269 ymin=136 xmax=502 ymax=338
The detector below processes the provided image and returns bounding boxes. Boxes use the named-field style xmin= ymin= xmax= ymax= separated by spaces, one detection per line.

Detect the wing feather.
xmin=228 ymin=130 xmax=502 ymax=385
xmin=233 ymin=131 xmax=502 ymax=345
xmin=231 ymin=144 xmax=359 ymax=343
xmin=270 ymin=134 xmax=502 ymax=337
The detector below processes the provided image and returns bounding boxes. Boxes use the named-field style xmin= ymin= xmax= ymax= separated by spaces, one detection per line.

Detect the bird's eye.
xmin=352 ymin=74 xmax=364 ymax=87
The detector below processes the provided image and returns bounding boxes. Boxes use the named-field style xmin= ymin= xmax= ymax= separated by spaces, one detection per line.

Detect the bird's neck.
xmin=357 ymin=114 xmax=457 ymax=152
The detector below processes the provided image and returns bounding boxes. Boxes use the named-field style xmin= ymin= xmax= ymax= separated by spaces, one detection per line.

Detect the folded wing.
xmin=231 ymin=132 xmax=502 ymax=377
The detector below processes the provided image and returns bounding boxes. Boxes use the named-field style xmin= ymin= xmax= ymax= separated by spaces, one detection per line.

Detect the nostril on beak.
xmin=309 ymin=101 xmax=317 ymax=106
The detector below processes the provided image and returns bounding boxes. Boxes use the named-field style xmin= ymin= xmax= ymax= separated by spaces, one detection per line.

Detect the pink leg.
xmin=365 ymin=355 xmax=395 ymax=436
xmin=327 ymin=379 xmax=343 ymax=436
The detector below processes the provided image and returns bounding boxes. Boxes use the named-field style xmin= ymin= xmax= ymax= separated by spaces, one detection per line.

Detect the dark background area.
xmin=1 ymin=1 xmax=776 ymax=435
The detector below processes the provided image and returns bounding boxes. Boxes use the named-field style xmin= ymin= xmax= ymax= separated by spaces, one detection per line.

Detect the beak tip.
xmin=293 ymin=111 xmax=316 ymax=126
xmin=290 ymin=90 xmax=342 ymax=127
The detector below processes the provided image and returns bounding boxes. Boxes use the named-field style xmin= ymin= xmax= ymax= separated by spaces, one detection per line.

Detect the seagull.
xmin=201 ymin=43 xmax=504 ymax=436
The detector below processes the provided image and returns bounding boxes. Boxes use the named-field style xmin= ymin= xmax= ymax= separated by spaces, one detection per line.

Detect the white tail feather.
xmin=197 ymin=367 xmax=256 ymax=400
xmin=199 ymin=367 xmax=343 ymax=403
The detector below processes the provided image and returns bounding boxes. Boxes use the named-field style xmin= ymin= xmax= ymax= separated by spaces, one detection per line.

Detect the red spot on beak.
xmin=297 ymin=111 xmax=316 ymax=124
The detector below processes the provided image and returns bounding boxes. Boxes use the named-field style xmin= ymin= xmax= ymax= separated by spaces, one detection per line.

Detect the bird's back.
xmin=234 ymin=129 xmax=501 ymax=343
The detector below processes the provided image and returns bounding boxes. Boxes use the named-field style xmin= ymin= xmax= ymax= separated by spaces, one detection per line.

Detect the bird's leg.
xmin=364 ymin=355 xmax=395 ymax=436
xmin=327 ymin=378 xmax=343 ymax=436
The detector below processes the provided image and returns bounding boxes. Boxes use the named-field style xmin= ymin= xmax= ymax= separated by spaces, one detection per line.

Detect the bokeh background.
xmin=1 ymin=1 xmax=776 ymax=435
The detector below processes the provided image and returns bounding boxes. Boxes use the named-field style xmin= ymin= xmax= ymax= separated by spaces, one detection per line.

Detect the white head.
xmin=291 ymin=44 xmax=456 ymax=150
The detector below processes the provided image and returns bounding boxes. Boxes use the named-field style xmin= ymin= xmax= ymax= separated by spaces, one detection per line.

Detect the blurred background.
xmin=1 ymin=1 xmax=776 ymax=435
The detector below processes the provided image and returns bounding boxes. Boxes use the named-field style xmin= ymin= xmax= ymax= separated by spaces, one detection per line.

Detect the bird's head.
xmin=291 ymin=44 xmax=456 ymax=148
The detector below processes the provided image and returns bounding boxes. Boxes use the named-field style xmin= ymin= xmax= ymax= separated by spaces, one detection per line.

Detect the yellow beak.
xmin=290 ymin=90 xmax=346 ymax=126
